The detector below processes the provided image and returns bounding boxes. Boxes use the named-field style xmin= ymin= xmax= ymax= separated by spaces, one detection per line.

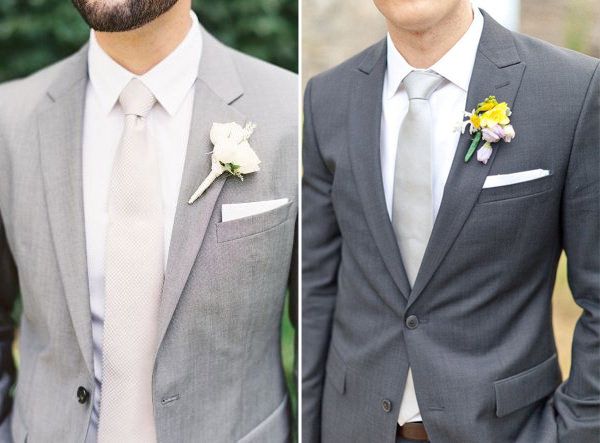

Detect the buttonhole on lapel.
xmin=161 ymin=393 xmax=180 ymax=405
xmin=428 ymin=406 xmax=445 ymax=411
xmin=495 ymin=81 xmax=510 ymax=89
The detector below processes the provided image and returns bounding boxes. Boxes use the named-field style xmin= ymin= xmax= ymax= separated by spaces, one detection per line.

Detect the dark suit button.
xmin=406 ymin=315 xmax=419 ymax=329
xmin=382 ymin=399 xmax=392 ymax=413
xmin=77 ymin=386 xmax=89 ymax=404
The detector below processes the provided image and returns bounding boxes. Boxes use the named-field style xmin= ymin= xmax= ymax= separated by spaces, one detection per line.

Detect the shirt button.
xmin=382 ymin=399 xmax=392 ymax=413
xmin=406 ymin=315 xmax=419 ymax=329
xmin=77 ymin=386 xmax=89 ymax=404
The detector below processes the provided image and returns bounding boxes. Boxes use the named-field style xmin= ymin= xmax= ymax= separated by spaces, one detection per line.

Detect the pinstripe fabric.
xmin=98 ymin=78 xmax=163 ymax=443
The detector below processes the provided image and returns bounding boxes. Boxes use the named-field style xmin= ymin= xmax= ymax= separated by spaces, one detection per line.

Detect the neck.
xmin=94 ymin=0 xmax=192 ymax=75
xmin=387 ymin=2 xmax=473 ymax=69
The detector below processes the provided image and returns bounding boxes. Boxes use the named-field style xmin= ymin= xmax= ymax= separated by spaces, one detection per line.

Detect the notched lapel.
xmin=37 ymin=48 xmax=94 ymax=376
xmin=154 ymin=29 xmax=246 ymax=357
xmin=407 ymin=12 xmax=526 ymax=309
xmin=347 ymin=40 xmax=412 ymax=310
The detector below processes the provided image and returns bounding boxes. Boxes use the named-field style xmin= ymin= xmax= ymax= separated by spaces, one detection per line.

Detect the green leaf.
xmin=464 ymin=131 xmax=482 ymax=163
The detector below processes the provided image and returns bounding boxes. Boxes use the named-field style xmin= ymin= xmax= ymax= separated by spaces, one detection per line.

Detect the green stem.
xmin=464 ymin=131 xmax=482 ymax=163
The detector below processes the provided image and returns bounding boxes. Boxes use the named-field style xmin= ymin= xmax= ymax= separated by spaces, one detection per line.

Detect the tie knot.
xmin=118 ymin=78 xmax=156 ymax=118
xmin=403 ymin=71 xmax=444 ymax=101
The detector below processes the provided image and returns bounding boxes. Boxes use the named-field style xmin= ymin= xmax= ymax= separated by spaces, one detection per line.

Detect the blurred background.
xmin=0 ymin=0 xmax=298 ymax=82
xmin=303 ymin=0 xmax=600 ymax=379
xmin=0 ymin=0 xmax=297 ymax=428
xmin=303 ymin=0 xmax=600 ymax=85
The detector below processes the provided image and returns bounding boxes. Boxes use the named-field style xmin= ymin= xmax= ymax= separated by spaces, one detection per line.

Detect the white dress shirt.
xmin=380 ymin=7 xmax=484 ymax=425
xmin=82 ymin=11 xmax=202 ymax=439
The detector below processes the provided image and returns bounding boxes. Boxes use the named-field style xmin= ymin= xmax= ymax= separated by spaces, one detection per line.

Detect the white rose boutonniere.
xmin=188 ymin=122 xmax=261 ymax=204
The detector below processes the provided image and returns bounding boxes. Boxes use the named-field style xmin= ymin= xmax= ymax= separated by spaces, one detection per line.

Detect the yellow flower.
xmin=475 ymin=96 xmax=498 ymax=113
xmin=469 ymin=113 xmax=481 ymax=129
xmin=479 ymin=102 xmax=511 ymax=128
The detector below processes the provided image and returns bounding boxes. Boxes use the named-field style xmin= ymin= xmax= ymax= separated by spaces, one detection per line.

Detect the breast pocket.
xmin=477 ymin=172 xmax=554 ymax=204
xmin=216 ymin=201 xmax=293 ymax=243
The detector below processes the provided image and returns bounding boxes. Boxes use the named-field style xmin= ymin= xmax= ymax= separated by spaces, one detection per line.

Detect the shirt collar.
xmin=385 ymin=5 xmax=484 ymax=99
xmin=87 ymin=10 xmax=203 ymax=116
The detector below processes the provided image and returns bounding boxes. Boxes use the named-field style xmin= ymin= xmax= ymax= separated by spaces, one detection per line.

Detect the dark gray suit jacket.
xmin=302 ymin=11 xmax=599 ymax=443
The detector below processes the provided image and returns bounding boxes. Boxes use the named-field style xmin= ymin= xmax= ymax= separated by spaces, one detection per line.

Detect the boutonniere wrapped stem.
xmin=188 ymin=122 xmax=261 ymax=204
xmin=462 ymin=96 xmax=515 ymax=164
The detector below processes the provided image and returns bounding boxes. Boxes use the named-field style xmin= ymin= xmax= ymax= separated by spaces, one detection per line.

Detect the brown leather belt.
xmin=397 ymin=422 xmax=429 ymax=441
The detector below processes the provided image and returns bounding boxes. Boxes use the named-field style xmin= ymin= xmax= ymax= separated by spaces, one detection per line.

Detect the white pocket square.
xmin=221 ymin=198 xmax=289 ymax=222
xmin=483 ymin=169 xmax=550 ymax=189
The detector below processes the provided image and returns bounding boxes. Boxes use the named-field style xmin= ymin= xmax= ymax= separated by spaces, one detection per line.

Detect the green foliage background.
xmin=0 ymin=0 xmax=298 ymax=82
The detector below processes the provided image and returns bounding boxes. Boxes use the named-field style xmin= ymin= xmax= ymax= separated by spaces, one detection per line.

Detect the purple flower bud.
xmin=503 ymin=124 xmax=515 ymax=143
xmin=477 ymin=143 xmax=493 ymax=164
xmin=481 ymin=125 xmax=504 ymax=143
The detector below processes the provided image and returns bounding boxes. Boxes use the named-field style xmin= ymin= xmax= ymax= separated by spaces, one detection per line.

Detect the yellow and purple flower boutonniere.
xmin=462 ymin=96 xmax=515 ymax=164
xmin=188 ymin=122 xmax=261 ymax=204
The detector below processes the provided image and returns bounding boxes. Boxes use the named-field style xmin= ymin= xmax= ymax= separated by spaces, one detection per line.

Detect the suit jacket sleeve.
xmin=0 ymin=210 xmax=18 ymax=435
xmin=301 ymin=78 xmax=342 ymax=443
xmin=554 ymin=61 xmax=600 ymax=442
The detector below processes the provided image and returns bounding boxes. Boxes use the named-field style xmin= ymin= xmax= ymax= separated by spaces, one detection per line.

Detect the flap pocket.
xmin=216 ymin=201 xmax=292 ymax=243
xmin=325 ymin=345 xmax=347 ymax=395
xmin=478 ymin=171 xmax=553 ymax=204
xmin=494 ymin=353 xmax=562 ymax=417
xmin=238 ymin=394 xmax=289 ymax=443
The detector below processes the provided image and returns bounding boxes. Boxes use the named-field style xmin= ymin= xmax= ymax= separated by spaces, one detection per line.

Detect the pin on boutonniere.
xmin=462 ymin=96 xmax=515 ymax=164
xmin=188 ymin=122 xmax=261 ymax=204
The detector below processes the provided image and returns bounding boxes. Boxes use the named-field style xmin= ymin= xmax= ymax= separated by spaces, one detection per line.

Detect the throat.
xmin=387 ymin=5 xmax=474 ymax=69
xmin=94 ymin=0 xmax=192 ymax=75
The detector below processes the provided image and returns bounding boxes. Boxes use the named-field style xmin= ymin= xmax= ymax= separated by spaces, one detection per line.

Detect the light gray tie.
xmin=392 ymin=70 xmax=444 ymax=287
xmin=98 ymin=78 xmax=163 ymax=443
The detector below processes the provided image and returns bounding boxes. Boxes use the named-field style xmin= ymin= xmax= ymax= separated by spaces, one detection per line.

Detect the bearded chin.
xmin=71 ymin=0 xmax=179 ymax=32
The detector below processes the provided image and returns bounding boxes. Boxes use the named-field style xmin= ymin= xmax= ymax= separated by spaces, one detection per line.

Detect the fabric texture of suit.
xmin=302 ymin=10 xmax=599 ymax=443
xmin=0 ymin=25 xmax=298 ymax=443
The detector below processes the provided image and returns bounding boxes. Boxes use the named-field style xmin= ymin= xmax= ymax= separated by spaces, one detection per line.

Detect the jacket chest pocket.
xmin=477 ymin=172 xmax=553 ymax=205
xmin=215 ymin=201 xmax=293 ymax=243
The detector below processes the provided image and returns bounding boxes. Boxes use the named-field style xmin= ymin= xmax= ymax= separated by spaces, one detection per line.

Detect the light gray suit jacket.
xmin=0 ymin=26 xmax=298 ymax=442
xmin=302 ymin=11 xmax=599 ymax=443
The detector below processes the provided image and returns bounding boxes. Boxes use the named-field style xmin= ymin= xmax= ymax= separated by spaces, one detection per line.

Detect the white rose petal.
xmin=190 ymin=121 xmax=260 ymax=204
xmin=235 ymin=141 xmax=261 ymax=173
xmin=227 ymin=124 xmax=246 ymax=144
xmin=210 ymin=122 xmax=246 ymax=146
xmin=213 ymin=139 xmax=239 ymax=165
xmin=210 ymin=122 xmax=234 ymax=145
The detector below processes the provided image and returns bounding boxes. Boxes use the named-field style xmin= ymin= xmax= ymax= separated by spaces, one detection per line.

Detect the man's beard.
xmin=71 ymin=0 xmax=179 ymax=32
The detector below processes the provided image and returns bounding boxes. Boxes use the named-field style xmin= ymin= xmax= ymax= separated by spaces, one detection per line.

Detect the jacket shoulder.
xmin=228 ymin=46 xmax=297 ymax=90
xmin=308 ymin=39 xmax=384 ymax=90
xmin=0 ymin=49 xmax=84 ymax=122
xmin=226 ymin=46 xmax=297 ymax=119
xmin=305 ymin=39 xmax=385 ymax=116
xmin=511 ymin=31 xmax=599 ymax=84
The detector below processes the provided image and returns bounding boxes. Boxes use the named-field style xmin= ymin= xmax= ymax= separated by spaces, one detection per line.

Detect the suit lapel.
xmin=407 ymin=11 xmax=526 ymax=309
xmin=348 ymin=40 xmax=412 ymax=308
xmin=37 ymin=47 xmax=95 ymax=375
xmin=154 ymin=29 xmax=245 ymax=356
